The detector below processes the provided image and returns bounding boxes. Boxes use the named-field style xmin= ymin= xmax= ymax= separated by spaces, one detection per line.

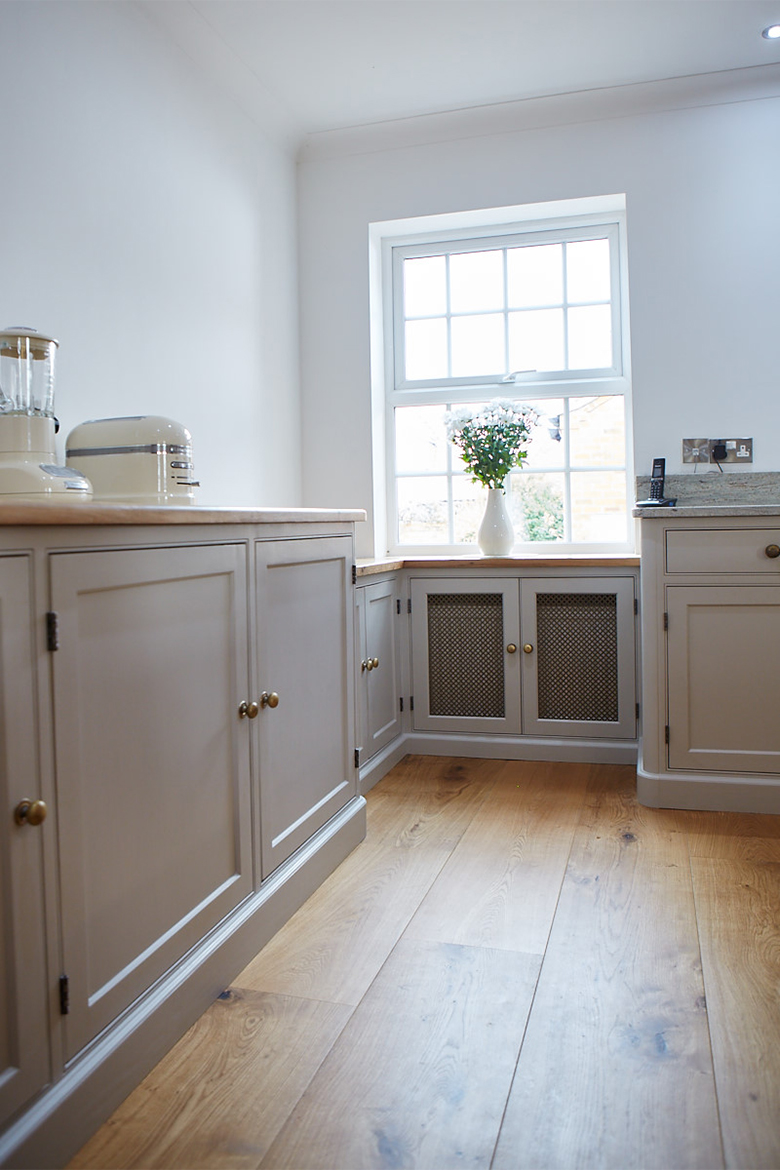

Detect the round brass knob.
xmin=361 ymin=659 xmax=368 ymax=672
xmin=260 ymin=691 xmax=279 ymax=709
xmin=765 ymin=544 xmax=780 ymax=559
xmin=371 ymin=657 xmax=379 ymax=669
xmin=365 ymin=659 xmax=373 ymax=671
xmin=523 ymin=643 xmax=534 ymax=654
xmin=506 ymin=643 xmax=517 ymax=654
xmin=239 ymin=700 xmax=259 ymax=719
xmin=14 ymin=799 xmax=47 ymax=827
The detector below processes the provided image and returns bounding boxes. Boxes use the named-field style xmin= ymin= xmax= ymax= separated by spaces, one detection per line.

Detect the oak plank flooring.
xmin=69 ymin=757 xmax=780 ymax=1170
xmin=404 ymin=759 xmax=588 ymax=953
xmin=258 ymin=938 xmax=541 ymax=1170
xmin=68 ymin=989 xmax=352 ymax=1170
xmin=492 ymin=782 xmax=721 ymax=1170
xmin=691 ymin=858 xmax=780 ymax=1170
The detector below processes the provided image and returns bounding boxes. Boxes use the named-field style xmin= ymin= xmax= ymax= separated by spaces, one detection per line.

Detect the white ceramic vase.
xmin=477 ymin=484 xmax=514 ymax=556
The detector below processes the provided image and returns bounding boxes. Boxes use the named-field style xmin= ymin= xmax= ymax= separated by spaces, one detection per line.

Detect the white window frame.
xmin=368 ymin=197 xmax=634 ymax=558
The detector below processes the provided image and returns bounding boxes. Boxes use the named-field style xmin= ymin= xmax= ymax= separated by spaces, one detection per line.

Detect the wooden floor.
xmin=69 ymin=757 xmax=780 ymax=1170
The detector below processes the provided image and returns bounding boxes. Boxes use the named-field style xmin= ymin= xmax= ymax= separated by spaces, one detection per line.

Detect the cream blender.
xmin=0 ymin=327 xmax=91 ymax=500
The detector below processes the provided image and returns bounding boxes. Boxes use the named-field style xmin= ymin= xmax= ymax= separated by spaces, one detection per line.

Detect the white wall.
xmin=0 ymin=0 xmax=301 ymax=506
xmin=297 ymin=70 xmax=780 ymax=555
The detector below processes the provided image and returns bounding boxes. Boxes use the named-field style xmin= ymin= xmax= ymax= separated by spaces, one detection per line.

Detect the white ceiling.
xmin=143 ymin=0 xmax=780 ymax=141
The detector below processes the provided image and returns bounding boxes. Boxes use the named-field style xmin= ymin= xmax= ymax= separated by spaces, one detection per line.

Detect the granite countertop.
xmin=0 ymin=501 xmax=367 ymax=526
xmin=633 ymin=471 xmax=780 ymax=519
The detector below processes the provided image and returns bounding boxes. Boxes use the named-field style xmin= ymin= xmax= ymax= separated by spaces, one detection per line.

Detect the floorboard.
xmin=68 ymin=990 xmax=352 ymax=1170
xmin=492 ymin=782 xmax=722 ymax=1170
xmin=259 ymin=938 xmax=541 ymax=1170
xmin=68 ymin=756 xmax=780 ymax=1170
xmin=691 ymin=857 xmax=780 ymax=1170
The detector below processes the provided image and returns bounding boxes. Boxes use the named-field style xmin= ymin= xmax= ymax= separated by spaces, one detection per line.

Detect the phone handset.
xmin=637 ymin=457 xmax=677 ymax=508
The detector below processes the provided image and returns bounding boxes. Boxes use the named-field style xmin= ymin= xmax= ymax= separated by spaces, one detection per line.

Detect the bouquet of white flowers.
xmin=445 ymin=399 xmax=538 ymax=490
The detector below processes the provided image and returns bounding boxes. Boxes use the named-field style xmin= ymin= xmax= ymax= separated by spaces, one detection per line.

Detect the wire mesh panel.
xmin=427 ymin=593 xmax=505 ymax=718
xmin=536 ymin=592 xmax=619 ymax=722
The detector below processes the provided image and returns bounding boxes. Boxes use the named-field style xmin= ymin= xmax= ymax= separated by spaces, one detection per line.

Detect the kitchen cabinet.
xmin=410 ymin=577 xmax=521 ymax=735
xmin=0 ymin=507 xmax=366 ymax=1170
xmin=49 ymin=542 xmax=253 ymax=1060
xmin=0 ymin=556 xmax=50 ymax=1130
xmin=356 ymin=576 xmax=402 ymax=766
xmin=520 ymin=576 xmax=637 ymax=740
xmin=638 ymin=513 xmax=780 ymax=811
xmin=255 ymin=537 xmax=356 ymax=877
xmin=408 ymin=570 xmax=636 ymax=747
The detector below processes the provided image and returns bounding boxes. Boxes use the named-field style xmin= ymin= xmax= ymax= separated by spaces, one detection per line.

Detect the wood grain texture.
xmin=404 ymin=760 xmax=588 ymax=953
xmin=259 ymin=939 xmax=541 ymax=1170
xmin=686 ymin=809 xmax=780 ymax=863
xmin=68 ymin=989 xmax=352 ymax=1170
xmin=493 ymin=803 xmax=721 ymax=1170
xmin=69 ymin=757 xmax=780 ymax=1170
xmin=691 ymin=858 xmax=780 ymax=1170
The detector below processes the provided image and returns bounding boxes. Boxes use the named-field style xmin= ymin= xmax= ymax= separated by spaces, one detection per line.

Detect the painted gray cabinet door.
xmin=50 ymin=543 xmax=253 ymax=1061
xmin=520 ymin=576 xmax=637 ymax=740
xmin=255 ymin=537 xmax=356 ymax=878
xmin=0 ymin=556 xmax=49 ymax=1128
xmin=666 ymin=584 xmax=780 ymax=773
xmin=410 ymin=577 xmax=521 ymax=735
xmin=357 ymin=578 xmax=401 ymax=762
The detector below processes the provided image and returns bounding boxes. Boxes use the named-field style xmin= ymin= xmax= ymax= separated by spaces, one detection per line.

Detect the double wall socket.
xmin=682 ymin=438 xmax=753 ymax=464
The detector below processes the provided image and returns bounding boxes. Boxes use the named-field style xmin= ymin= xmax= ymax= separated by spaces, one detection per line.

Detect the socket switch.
xmin=682 ymin=438 xmax=710 ymax=463
xmin=709 ymin=438 xmax=753 ymax=464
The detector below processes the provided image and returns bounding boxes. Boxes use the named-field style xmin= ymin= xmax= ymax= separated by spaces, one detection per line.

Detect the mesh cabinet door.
xmin=520 ymin=577 xmax=636 ymax=739
xmin=410 ymin=578 xmax=521 ymax=734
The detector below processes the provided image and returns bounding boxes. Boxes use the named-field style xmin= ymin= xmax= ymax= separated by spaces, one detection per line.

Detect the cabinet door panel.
xmin=521 ymin=577 xmax=636 ymax=739
xmin=667 ymin=585 xmax=780 ymax=772
xmin=51 ymin=544 xmax=252 ymax=1061
xmin=255 ymin=537 xmax=355 ymax=878
xmin=410 ymin=578 xmax=521 ymax=735
xmin=361 ymin=579 xmax=401 ymax=759
xmin=0 ymin=557 xmax=49 ymax=1127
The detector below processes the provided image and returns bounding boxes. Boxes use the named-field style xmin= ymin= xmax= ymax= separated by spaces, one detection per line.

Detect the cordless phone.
xmin=636 ymin=457 xmax=677 ymax=508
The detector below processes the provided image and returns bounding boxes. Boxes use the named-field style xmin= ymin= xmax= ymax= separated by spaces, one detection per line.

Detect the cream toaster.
xmin=66 ymin=416 xmax=199 ymax=504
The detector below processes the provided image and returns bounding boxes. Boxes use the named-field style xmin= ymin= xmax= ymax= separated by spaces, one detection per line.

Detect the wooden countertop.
xmin=357 ymin=553 xmax=639 ymax=576
xmin=0 ymin=501 xmax=367 ymax=526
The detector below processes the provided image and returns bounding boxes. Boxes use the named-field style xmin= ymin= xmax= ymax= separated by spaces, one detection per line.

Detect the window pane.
xmin=566 ymin=239 xmax=610 ymax=303
xmin=449 ymin=249 xmax=504 ymax=313
xmin=569 ymin=396 xmax=625 ymax=468
xmin=567 ymin=304 xmax=612 ymax=369
xmin=522 ymin=397 xmax=565 ymax=470
xmin=405 ymin=317 xmax=448 ymax=380
xmin=508 ymin=308 xmax=564 ymax=372
xmin=507 ymin=244 xmax=563 ymax=308
xmin=397 ymin=477 xmax=449 ymax=544
xmin=452 ymin=476 xmax=484 ymax=544
xmin=403 ymin=255 xmax=447 ymax=317
xmin=395 ymin=405 xmax=448 ymax=474
xmin=507 ymin=473 xmax=565 ymax=542
xmin=570 ymin=471 xmax=627 ymax=542
xmin=450 ymin=313 xmax=505 ymax=378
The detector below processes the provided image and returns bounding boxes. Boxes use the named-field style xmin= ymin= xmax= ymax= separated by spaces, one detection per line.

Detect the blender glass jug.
xmin=0 ymin=328 xmax=56 ymax=417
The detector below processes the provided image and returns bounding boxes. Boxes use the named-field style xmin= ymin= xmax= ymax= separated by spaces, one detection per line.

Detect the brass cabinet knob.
xmin=765 ymin=544 xmax=780 ymax=559
xmin=371 ymin=657 xmax=379 ymax=669
xmin=506 ymin=643 xmax=517 ymax=654
xmin=523 ymin=643 xmax=534 ymax=654
xmin=365 ymin=659 xmax=373 ymax=671
xmin=260 ymin=691 xmax=279 ymax=709
xmin=361 ymin=659 xmax=368 ymax=672
xmin=238 ymin=700 xmax=259 ymax=719
xmin=14 ymin=798 xmax=47 ymax=827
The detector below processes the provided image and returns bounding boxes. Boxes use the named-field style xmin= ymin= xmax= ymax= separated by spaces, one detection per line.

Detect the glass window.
xmin=384 ymin=213 xmax=631 ymax=553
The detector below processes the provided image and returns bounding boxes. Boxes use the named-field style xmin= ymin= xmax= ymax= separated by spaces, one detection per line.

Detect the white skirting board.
xmin=0 ymin=797 xmax=367 ymax=1170
xmin=359 ymin=733 xmax=637 ymax=794
xmin=637 ymin=758 xmax=780 ymax=814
